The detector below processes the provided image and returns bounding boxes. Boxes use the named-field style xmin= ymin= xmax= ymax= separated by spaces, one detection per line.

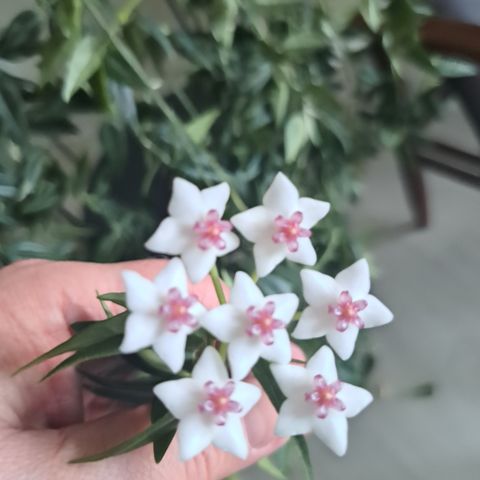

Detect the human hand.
xmin=0 ymin=260 xmax=284 ymax=480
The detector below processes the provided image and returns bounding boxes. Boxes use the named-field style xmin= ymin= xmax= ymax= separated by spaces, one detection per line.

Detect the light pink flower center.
xmin=272 ymin=211 xmax=311 ymax=252
xmin=305 ymin=375 xmax=345 ymax=419
xmin=198 ymin=380 xmax=242 ymax=426
xmin=159 ymin=288 xmax=199 ymax=333
xmin=245 ymin=301 xmax=284 ymax=345
xmin=328 ymin=290 xmax=368 ymax=332
xmin=193 ymin=209 xmax=233 ymax=251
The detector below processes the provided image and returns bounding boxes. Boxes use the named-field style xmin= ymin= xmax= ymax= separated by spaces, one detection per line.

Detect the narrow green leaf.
xmin=284 ymin=113 xmax=308 ymax=163
xmin=70 ymin=414 xmax=177 ymax=463
xmin=293 ymin=435 xmax=313 ymax=480
xmin=97 ymin=292 xmax=127 ymax=308
xmin=432 ymin=56 xmax=479 ymax=78
xmin=257 ymin=457 xmax=286 ymax=479
xmin=185 ymin=109 xmax=221 ymax=145
xmin=274 ymin=81 xmax=289 ymax=126
xmin=153 ymin=428 xmax=175 ymax=463
xmin=252 ymin=359 xmax=285 ymax=411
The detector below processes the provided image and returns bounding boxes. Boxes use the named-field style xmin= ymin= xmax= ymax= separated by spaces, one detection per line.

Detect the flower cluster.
xmin=118 ymin=172 xmax=393 ymax=461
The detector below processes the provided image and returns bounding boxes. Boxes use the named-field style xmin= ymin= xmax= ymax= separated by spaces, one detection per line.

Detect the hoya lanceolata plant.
xmin=17 ymin=173 xmax=393 ymax=477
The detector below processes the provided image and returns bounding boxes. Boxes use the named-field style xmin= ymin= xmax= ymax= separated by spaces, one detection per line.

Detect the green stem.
xmin=210 ymin=264 xmax=226 ymax=305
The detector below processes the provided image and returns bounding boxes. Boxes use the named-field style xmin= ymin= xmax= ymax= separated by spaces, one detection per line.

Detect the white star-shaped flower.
xmin=145 ymin=178 xmax=240 ymax=283
xmin=119 ymin=258 xmax=206 ymax=373
xmin=230 ymin=172 xmax=330 ymax=278
xmin=201 ymin=272 xmax=298 ymax=380
xmin=292 ymin=259 xmax=393 ymax=360
xmin=271 ymin=346 xmax=373 ymax=456
xmin=154 ymin=346 xmax=261 ymax=460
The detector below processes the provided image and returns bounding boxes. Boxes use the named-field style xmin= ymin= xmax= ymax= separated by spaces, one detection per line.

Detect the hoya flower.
xmin=271 ymin=346 xmax=373 ymax=456
xmin=230 ymin=172 xmax=330 ymax=278
xmin=154 ymin=346 xmax=261 ymax=460
xmin=119 ymin=258 xmax=206 ymax=372
xmin=201 ymin=272 xmax=298 ymax=380
xmin=145 ymin=178 xmax=240 ymax=283
xmin=292 ymin=259 xmax=393 ymax=360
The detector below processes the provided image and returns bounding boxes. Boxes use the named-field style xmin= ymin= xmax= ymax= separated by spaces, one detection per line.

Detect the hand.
xmin=0 ymin=260 xmax=284 ymax=480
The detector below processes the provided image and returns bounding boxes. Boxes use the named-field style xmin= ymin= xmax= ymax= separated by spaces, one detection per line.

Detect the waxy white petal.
xmin=261 ymin=329 xmax=292 ymax=364
xmin=119 ymin=313 xmax=158 ymax=353
xmin=253 ymin=240 xmax=286 ymax=278
xmin=192 ymin=346 xmax=229 ymax=384
xmin=276 ymin=398 xmax=313 ymax=437
xmin=326 ymin=327 xmax=359 ymax=361
xmin=144 ymin=217 xmax=191 ymax=256
xmin=298 ymin=197 xmax=331 ymax=229
xmin=231 ymin=381 xmax=262 ymax=417
xmin=263 ymin=172 xmax=299 ymax=216
xmin=286 ymin=238 xmax=317 ymax=266
xmin=168 ymin=177 xmax=203 ymax=222
xmin=200 ymin=304 xmax=243 ymax=342
xmin=153 ymin=331 xmax=188 ymax=373
xmin=228 ymin=336 xmax=263 ymax=380
xmin=178 ymin=414 xmax=215 ymax=460
xmin=300 ymin=269 xmax=339 ymax=308
xmin=338 ymin=384 xmax=373 ymax=418
xmin=292 ymin=306 xmax=332 ymax=340
xmin=335 ymin=258 xmax=370 ymax=298
xmin=200 ymin=182 xmax=230 ymax=216
xmin=153 ymin=378 xmax=200 ymax=419
xmin=122 ymin=270 xmax=159 ymax=313
xmin=213 ymin=416 xmax=248 ymax=459
xmin=182 ymin=245 xmax=217 ymax=284
xmin=216 ymin=231 xmax=240 ymax=257
xmin=230 ymin=271 xmax=264 ymax=311
xmin=362 ymin=294 xmax=394 ymax=328
xmin=230 ymin=206 xmax=273 ymax=243
xmin=312 ymin=412 xmax=348 ymax=456
xmin=153 ymin=257 xmax=189 ymax=297
xmin=270 ymin=364 xmax=311 ymax=398
xmin=306 ymin=346 xmax=338 ymax=384
xmin=264 ymin=293 xmax=299 ymax=325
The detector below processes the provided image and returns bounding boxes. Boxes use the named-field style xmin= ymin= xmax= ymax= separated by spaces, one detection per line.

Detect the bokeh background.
xmin=1 ymin=1 xmax=479 ymax=479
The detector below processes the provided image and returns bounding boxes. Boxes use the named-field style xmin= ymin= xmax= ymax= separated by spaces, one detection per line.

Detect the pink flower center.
xmin=198 ymin=380 xmax=242 ymax=426
xmin=193 ymin=209 xmax=233 ymax=251
xmin=328 ymin=290 xmax=368 ymax=332
xmin=159 ymin=288 xmax=199 ymax=333
xmin=245 ymin=301 xmax=284 ymax=345
xmin=305 ymin=375 xmax=346 ymax=419
xmin=272 ymin=211 xmax=311 ymax=252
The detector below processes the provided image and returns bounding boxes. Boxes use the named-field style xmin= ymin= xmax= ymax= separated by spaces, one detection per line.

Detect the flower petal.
xmin=153 ymin=331 xmax=188 ymax=373
xmin=192 ymin=346 xmax=229 ymax=384
xmin=264 ymin=293 xmax=299 ymax=325
xmin=261 ymin=329 xmax=292 ymax=364
xmin=181 ymin=245 xmax=217 ymax=283
xmin=144 ymin=217 xmax=192 ymax=255
xmin=312 ymin=412 xmax=348 ymax=456
xmin=201 ymin=304 xmax=244 ymax=342
xmin=253 ymin=240 xmax=286 ymax=278
xmin=122 ymin=270 xmax=159 ymax=313
xmin=337 ymin=383 xmax=373 ymax=418
xmin=153 ymin=378 xmax=201 ymax=419
xmin=153 ymin=257 xmax=189 ymax=297
xmin=230 ymin=206 xmax=273 ymax=243
xmin=200 ymin=182 xmax=230 ymax=216
xmin=178 ymin=414 xmax=215 ymax=460
xmin=362 ymin=294 xmax=393 ymax=328
xmin=231 ymin=381 xmax=262 ymax=417
xmin=300 ymin=269 xmax=339 ymax=308
xmin=230 ymin=271 xmax=264 ymax=311
xmin=228 ymin=336 xmax=263 ymax=380
xmin=292 ymin=306 xmax=331 ymax=340
xmin=326 ymin=327 xmax=359 ymax=361
xmin=119 ymin=313 xmax=158 ymax=353
xmin=275 ymin=398 xmax=313 ymax=437
xmin=213 ymin=416 xmax=248 ymax=459
xmin=270 ymin=364 xmax=311 ymax=398
xmin=335 ymin=258 xmax=370 ymax=298
xmin=285 ymin=238 xmax=316 ymax=266
xmin=298 ymin=197 xmax=331 ymax=229
xmin=306 ymin=346 xmax=338 ymax=384
xmin=263 ymin=172 xmax=299 ymax=216
xmin=168 ymin=177 xmax=203 ymax=222
xmin=216 ymin=231 xmax=240 ymax=257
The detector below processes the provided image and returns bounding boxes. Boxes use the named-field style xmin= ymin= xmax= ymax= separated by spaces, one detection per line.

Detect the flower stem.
xmin=210 ymin=265 xmax=226 ymax=305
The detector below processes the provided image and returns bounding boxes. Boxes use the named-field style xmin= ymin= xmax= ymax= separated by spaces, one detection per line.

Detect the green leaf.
xmin=432 ymin=56 xmax=479 ymax=78
xmin=283 ymin=32 xmax=327 ymax=52
xmin=0 ymin=10 xmax=41 ymax=60
xmin=252 ymin=359 xmax=285 ymax=411
xmin=320 ymin=0 xmax=362 ymax=30
xmin=185 ymin=109 xmax=221 ymax=144
xmin=257 ymin=457 xmax=286 ymax=479
xmin=14 ymin=312 xmax=127 ymax=375
xmin=97 ymin=292 xmax=127 ymax=308
xmin=284 ymin=113 xmax=308 ymax=163
xmin=62 ymin=35 xmax=107 ymax=102
xmin=70 ymin=413 xmax=178 ymax=463
xmin=273 ymin=81 xmax=289 ymax=126
xmin=293 ymin=435 xmax=313 ymax=480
